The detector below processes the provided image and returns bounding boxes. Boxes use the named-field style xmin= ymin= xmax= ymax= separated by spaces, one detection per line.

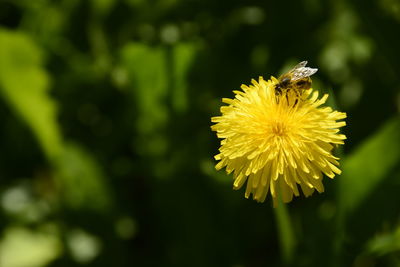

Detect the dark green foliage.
xmin=0 ymin=0 xmax=399 ymax=266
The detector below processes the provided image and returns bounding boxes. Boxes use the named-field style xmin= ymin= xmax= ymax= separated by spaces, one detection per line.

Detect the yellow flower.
xmin=211 ymin=76 xmax=346 ymax=205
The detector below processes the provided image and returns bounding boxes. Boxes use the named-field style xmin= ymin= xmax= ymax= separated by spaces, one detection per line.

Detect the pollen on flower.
xmin=271 ymin=121 xmax=287 ymax=136
xmin=211 ymin=76 xmax=346 ymax=205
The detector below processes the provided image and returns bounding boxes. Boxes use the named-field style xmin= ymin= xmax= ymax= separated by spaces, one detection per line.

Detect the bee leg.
xmin=274 ymin=85 xmax=282 ymax=96
xmin=290 ymin=90 xmax=300 ymax=107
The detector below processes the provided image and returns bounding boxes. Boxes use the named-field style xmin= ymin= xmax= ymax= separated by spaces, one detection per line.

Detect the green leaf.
xmin=120 ymin=43 xmax=168 ymax=135
xmin=119 ymin=43 xmax=170 ymax=158
xmin=54 ymin=143 xmax=112 ymax=212
xmin=367 ymin=225 xmax=400 ymax=256
xmin=339 ymin=117 xmax=400 ymax=213
xmin=171 ymin=43 xmax=197 ymax=113
xmin=0 ymin=28 xmax=63 ymax=159
xmin=90 ymin=0 xmax=116 ymax=17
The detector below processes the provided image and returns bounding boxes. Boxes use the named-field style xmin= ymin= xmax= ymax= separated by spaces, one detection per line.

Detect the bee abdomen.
xmin=295 ymin=79 xmax=311 ymax=90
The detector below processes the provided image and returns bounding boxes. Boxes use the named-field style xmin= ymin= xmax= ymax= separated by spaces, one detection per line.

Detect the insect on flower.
xmin=275 ymin=61 xmax=318 ymax=94
xmin=211 ymin=61 xmax=347 ymax=205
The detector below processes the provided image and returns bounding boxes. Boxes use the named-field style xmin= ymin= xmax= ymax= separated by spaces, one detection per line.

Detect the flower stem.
xmin=274 ymin=196 xmax=296 ymax=265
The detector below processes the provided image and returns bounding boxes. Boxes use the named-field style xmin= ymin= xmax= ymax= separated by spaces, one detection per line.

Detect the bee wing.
xmin=278 ymin=61 xmax=318 ymax=81
xmin=289 ymin=61 xmax=318 ymax=81
xmin=292 ymin=61 xmax=308 ymax=70
xmin=291 ymin=67 xmax=318 ymax=81
xmin=286 ymin=61 xmax=309 ymax=75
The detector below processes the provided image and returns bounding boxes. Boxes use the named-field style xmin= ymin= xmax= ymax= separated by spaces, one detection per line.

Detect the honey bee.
xmin=275 ymin=61 xmax=318 ymax=94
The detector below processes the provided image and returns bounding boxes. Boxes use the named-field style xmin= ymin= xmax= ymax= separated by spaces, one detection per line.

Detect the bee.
xmin=275 ymin=61 xmax=318 ymax=94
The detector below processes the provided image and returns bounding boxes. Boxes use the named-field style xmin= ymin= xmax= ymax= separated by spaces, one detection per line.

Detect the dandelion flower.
xmin=211 ymin=76 xmax=346 ymax=205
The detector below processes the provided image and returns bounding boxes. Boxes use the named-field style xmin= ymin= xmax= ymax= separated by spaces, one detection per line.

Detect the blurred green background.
xmin=0 ymin=0 xmax=399 ymax=266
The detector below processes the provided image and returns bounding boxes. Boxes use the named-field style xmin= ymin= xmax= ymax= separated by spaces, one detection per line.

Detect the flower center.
xmin=271 ymin=121 xmax=287 ymax=137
